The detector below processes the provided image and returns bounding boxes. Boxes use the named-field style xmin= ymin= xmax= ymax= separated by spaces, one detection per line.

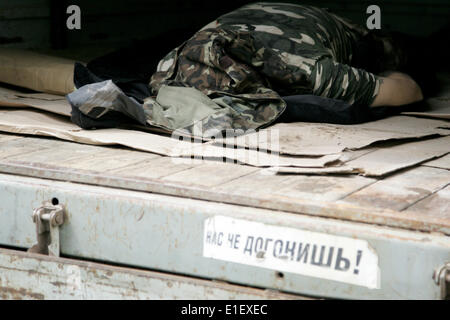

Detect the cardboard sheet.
xmin=0 ymin=86 xmax=170 ymax=135
xmin=401 ymin=81 xmax=450 ymax=120
xmin=401 ymin=98 xmax=450 ymax=120
xmin=0 ymin=109 xmax=342 ymax=168
xmin=267 ymin=166 xmax=356 ymax=175
xmin=0 ymin=109 xmax=192 ymax=156
xmin=272 ymin=136 xmax=450 ymax=176
xmin=346 ymin=136 xmax=450 ymax=176
xmin=0 ymin=87 xmax=72 ymax=117
xmin=216 ymin=116 xmax=450 ymax=156
xmin=174 ymin=142 xmax=341 ymax=167
xmin=422 ymin=154 xmax=450 ymax=170
xmin=1 ymin=80 xmax=448 ymax=172
xmin=267 ymin=149 xmax=375 ymax=174
xmin=0 ymin=48 xmax=76 ymax=95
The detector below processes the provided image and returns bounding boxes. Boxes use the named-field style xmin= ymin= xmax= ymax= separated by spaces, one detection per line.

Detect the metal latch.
xmin=28 ymin=201 xmax=65 ymax=257
xmin=433 ymin=263 xmax=450 ymax=300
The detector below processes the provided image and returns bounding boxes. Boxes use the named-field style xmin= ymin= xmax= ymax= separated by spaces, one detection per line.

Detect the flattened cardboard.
xmin=346 ymin=136 xmax=450 ymax=176
xmin=0 ymin=109 xmax=191 ymax=156
xmin=0 ymin=87 xmax=71 ymax=117
xmin=216 ymin=116 xmax=450 ymax=156
xmin=401 ymin=82 xmax=450 ymax=120
xmin=0 ymin=109 xmax=344 ymax=168
xmin=268 ymin=166 xmax=356 ymax=175
xmin=401 ymin=99 xmax=450 ymax=120
xmin=423 ymin=154 xmax=450 ymax=170
xmin=0 ymin=103 xmax=448 ymax=172
xmin=174 ymin=142 xmax=342 ymax=167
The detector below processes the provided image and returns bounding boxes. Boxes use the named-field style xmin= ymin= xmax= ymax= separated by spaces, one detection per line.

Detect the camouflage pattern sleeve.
xmin=68 ymin=2 xmax=394 ymax=137
xmin=309 ymin=58 xmax=381 ymax=106
xmin=146 ymin=2 xmax=384 ymax=135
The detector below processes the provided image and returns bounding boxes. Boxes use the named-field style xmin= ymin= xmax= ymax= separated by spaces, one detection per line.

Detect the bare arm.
xmin=370 ymin=72 xmax=423 ymax=107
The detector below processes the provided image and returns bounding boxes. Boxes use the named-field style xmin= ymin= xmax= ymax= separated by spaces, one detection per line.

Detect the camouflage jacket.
xmin=148 ymin=2 xmax=381 ymax=136
xmin=69 ymin=2 xmax=382 ymax=138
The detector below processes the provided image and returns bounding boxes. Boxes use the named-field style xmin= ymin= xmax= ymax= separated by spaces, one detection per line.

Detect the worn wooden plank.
xmin=3 ymin=138 xmax=114 ymax=165
xmin=338 ymin=166 xmax=450 ymax=211
xmin=0 ymin=248 xmax=303 ymax=300
xmin=213 ymin=171 xmax=375 ymax=202
xmin=1 ymin=159 xmax=449 ymax=235
xmin=162 ymin=161 xmax=260 ymax=188
xmin=423 ymin=154 xmax=450 ymax=170
xmin=1 ymin=133 xmax=161 ymax=173
xmin=109 ymin=156 xmax=203 ymax=180
xmin=404 ymin=185 xmax=450 ymax=219
xmin=0 ymin=115 xmax=449 ymax=234
xmin=0 ymin=136 xmax=58 ymax=160
xmin=346 ymin=136 xmax=450 ymax=176
xmin=56 ymin=147 xmax=160 ymax=172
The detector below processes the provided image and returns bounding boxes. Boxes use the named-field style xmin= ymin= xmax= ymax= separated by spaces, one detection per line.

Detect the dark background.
xmin=1 ymin=0 xmax=449 ymax=68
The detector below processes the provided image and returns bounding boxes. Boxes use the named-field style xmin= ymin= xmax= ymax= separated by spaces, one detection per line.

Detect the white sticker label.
xmin=203 ymin=216 xmax=380 ymax=289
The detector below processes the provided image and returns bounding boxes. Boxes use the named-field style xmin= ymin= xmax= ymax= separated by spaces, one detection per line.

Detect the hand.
xmin=371 ymin=71 xmax=423 ymax=107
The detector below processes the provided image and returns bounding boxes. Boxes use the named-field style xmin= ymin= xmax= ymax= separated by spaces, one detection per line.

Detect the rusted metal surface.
xmin=28 ymin=201 xmax=65 ymax=256
xmin=433 ymin=262 xmax=450 ymax=299
xmin=0 ymin=173 xmax=449 ymax=299
xmin=0 ymin=248 xmax=304 ymax=300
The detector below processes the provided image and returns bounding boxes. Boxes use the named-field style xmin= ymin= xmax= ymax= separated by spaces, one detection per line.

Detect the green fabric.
xmin=69 ymin=2 xmax=383 ymax=139
xmin=149 ymin=2 xmax=381 ymax=136
xmin=145 ymin=85 xmax=223 ymax=130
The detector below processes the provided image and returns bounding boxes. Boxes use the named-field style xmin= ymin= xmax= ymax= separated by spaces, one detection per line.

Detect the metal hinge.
xmin=28 ymin=201 xmax=65 ymax=257
xmin=433 ymin=262 xmax=450 ymax=300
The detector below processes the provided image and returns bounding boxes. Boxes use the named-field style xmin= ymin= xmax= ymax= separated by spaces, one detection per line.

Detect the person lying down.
xmin=69 ymin=2 xmax=425 ymax=138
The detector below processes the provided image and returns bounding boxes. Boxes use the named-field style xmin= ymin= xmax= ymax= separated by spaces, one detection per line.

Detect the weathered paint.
xmin=0 ymin=248 xmax=303 ymax=300
xmin=0 ymin=173 xmax=449 ymax=299
xmin=0 ymin=161 xmax=449 ymax=235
